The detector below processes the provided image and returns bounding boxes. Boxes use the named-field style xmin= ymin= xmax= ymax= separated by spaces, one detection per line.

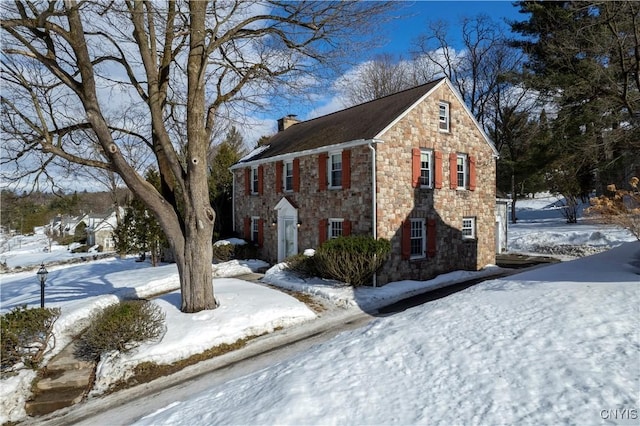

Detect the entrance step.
xmin=26 ymin=340 xmax=96 ymax=417
xmin=25 ymin=387 xmax=86 ymax=417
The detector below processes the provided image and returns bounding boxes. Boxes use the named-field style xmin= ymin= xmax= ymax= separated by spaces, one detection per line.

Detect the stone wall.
xmin=375 ymin=82 xmax=496 ymax=283
xmin=233 ymin=144 xmax=373 ymax=264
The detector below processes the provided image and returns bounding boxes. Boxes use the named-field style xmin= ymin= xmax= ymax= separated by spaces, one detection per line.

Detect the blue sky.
xmin=249 ymin=1 xmax=525 ymax=144
xmin=376 ymin=1 xmax=523 ymax=54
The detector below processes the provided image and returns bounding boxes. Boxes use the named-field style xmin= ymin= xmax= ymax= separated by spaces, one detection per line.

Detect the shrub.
xmin=211 ymin=243 xmax=235 ymax=262
xmin=1 ymin=306 xmax=60 ymax=372
xmin=283 ymin=253 xmax=319 ymax=278
xmin=314 ymin=236 xmax=391 ymax=287
xmin=234 ymin=243 xmax=258 ymax=260
xmin=586 ymin=177 xmax=640 ymax=240
xmin=77 ymin=300 xmax=165 ymax=360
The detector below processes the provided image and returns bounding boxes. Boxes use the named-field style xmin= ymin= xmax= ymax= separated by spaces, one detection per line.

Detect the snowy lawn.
xmin=136 ymin=241 xmax=640 ymax=426
xmin=1 ymin=194 xmax=638 ymax=424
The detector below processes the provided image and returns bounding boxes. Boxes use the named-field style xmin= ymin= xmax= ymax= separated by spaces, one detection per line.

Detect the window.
xmin=410 ymin=219 xmax=426 ymax=259
xmin=251 ymin=166 xmax=259 ymax=194
xmin=283 ymin=161 xmax=293 ymax=191
xmin=328 ymin=219 xmax=343 ymax=239
xmin=251 ymin=217 xmax=260 ymax=242
xmin=420 ymin=149 xmax=433 ymax=188
xmin=439 ymin=102 xmax=450 ymax=132
xmin=462 ymin=217 xmax=476 ymax=239
xmin=329 ymin=152 xmax=342 ymax=188
xmin=456 ymin=154 xmax=468 ymax=189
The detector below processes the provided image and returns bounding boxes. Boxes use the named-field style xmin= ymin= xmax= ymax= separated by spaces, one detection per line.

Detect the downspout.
xmin=368 ymin=140 xmax=379 ymax=287
xmin=231 ymin=171 xmax=236 ymax=232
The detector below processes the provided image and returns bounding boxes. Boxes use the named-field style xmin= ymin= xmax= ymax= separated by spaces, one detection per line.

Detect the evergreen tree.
xmin=511 ymin=1 xmax=640 ymax=197
xmin=208 ymin=127 xmax=247 ymax=238
xmin=113 ymin=170 xmax=166 ymax=266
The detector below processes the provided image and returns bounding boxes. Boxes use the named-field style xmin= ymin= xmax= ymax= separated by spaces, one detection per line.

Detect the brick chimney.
xmin=277 ymin=114 xmax=299 ymax=132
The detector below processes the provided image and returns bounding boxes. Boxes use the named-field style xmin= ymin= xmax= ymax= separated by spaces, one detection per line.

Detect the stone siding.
xmin=233 ymin=144 xmax=373 ymax=264
xmin=375 ymin=83 xmax=496 ymax=284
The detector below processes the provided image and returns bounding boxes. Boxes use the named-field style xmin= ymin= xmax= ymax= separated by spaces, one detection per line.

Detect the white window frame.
xmin=456 ymin=153 xmax=468 ymax=189
xmin=328 ymin=152 xmax=342 ymax=189
xmin=251 ymin=216 xmax=260 ymax=243
xmin=439 ymin=101 xmax=450 ymax=132
xmin=251 ymin=166 xmax=259 ymax=194
xmin=462 ymin=217 xmax=476 ymax=240
xmin=410 ymin=218 xmax=426 ymax=259
xmin=328 ymin=218 xmax=344 ymax=239
xmin=283 ymin=160 xmax=294 ymax=192
xmin=420 ymin=149 xmax=433 ymax=188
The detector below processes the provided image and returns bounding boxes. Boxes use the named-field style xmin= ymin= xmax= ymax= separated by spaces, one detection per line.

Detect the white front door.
xmin=275 ymin=197 xmax=298 ymax=262
xmin=282 ymin=217 xmax=296 ymax=260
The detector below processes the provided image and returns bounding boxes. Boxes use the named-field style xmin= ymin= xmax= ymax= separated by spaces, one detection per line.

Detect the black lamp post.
xmin=37 ymin=263 xmax=48 ymax=308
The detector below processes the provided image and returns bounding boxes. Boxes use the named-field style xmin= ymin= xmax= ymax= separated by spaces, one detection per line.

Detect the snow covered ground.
xmin=1 ymin=195 xmax=638 ymax=425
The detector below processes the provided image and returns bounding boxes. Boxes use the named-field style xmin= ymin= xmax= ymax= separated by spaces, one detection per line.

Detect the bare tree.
xmin=1 ymin=0 xmax=394 ymax=313
xmin=414 ymin=15 xmax=524 ymax=128
xmin=334 ymin=53 xmax=427 ymax=106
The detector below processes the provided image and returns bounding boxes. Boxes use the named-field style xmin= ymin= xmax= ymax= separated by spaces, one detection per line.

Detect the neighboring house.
xmin=84 ymin=208 xmax=123 ymax=251
xmin=231 ymin=77 xmax=499 ymax=285
xmin=48 ymin=208 xmax=122 ymax=251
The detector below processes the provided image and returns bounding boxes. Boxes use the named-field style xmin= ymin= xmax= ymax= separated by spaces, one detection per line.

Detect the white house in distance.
xmin=48 ymin=208 xmax=122 ymax=251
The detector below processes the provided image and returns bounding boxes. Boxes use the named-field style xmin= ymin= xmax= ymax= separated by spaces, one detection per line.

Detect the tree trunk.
xmin=175 ymin=0 xmax=218 ymax=313
xmin=510 ymin=172 xmax=517 ymax=223
xmin=176 ymin=223 xmax=217 ymax=313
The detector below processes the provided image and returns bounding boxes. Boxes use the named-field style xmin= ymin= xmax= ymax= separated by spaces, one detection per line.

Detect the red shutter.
xmin=427 ymin=218 xmax=437 ymax=257
xmin=293 ymin=158 xmax=300 ymax=192
xmin=258 ymin=165 xmax=264 ymax=195
xmin=411 ymin=148 xmax=421 ymax=188
xmin=244 ymin=168 xmax=251 ymax=195
xmin=275 ymin=161 xmax=283 ymax=193
xmin=243 ymin=217 xmax=251 ymax=241
xmin=318 ymin=153 xmax=328 ymax=191
xmin=449 ymin=153 xmax=458 ymax=189
xmin=318 ymin=219 xmax=328 ymax=245
xmin=434 ymin=151 xmax=443 ymax=189
xmin=342 ymin=150 xmax=351 ymax=189
xmin=343 ymin=220 xmax=352 ymax=236
xmin=469 ymin=156 xmax=476 ymax=191
xmin=258 ymin=219 xmax=264 ymax=247
xmin=401 ymin=220 xmax=411 ymax=260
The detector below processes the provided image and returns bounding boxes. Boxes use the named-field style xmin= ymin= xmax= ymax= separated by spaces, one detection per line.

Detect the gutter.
xmin=231 ymin=172 xmax=236 ymax=232
xmin=230 ymin=138 xmax=370 ymax=170
xmin=368 ymin=139 xmax=384 ymax=287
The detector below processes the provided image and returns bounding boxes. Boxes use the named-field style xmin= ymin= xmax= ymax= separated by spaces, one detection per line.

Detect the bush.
xmin=587 ymin=177 xmax=640 ymax=240
xmin=77 ymin=300 xmax=165 ymax=360
xmin=1 ymin=306 xmax=60 ymax=372
xmin=211 ymin=243 xmax=235 ymax=262
xmin=283 ymin=253 xmax=319 ymax=278
xmin=234 ymin=243 xmax=258 ymax=260
xmin=314 ymin=236 xmax=391 ymax=287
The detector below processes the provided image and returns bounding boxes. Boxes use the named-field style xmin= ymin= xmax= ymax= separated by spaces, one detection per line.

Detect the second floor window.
xmin=420 ymin=150 xmax=433 ymax=188
xmin=251 ymin=166 xmax=259 ymax=194
xmin=439 ymin=102 xmax=450 ymax=132
xmin=284 ymin=161 xmax=294 ymax=191
xmin=457 ymin=154 xmax=468 ymax=189
xmin=329 ymin=152 xmax=342 ymax=188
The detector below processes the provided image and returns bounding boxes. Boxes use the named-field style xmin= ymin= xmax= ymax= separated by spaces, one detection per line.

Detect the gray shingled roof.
xmin=240 ymin=78 xmax=445 ymax=163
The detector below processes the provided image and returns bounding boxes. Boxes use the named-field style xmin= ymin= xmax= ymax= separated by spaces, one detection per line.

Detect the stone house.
xmin=231 ymin=77 xmax=499 ymax=285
